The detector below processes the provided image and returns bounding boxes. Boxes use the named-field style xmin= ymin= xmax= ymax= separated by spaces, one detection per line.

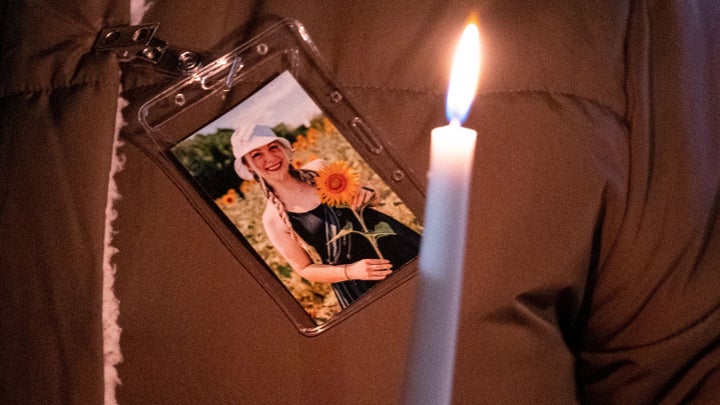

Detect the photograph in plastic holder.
xmin=171 ymin=71 xmax=422 ymax=325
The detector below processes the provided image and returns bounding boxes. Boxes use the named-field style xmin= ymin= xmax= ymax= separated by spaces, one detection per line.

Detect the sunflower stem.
xmin=350 ymin=207 xmax=385 ymax=260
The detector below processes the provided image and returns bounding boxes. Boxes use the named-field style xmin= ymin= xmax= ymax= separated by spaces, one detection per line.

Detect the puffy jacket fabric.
xmin=1 ymin=1 xmax=718 ymax=403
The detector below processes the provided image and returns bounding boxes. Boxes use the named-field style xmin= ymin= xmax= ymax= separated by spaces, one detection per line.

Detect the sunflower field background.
xmin=173 ymin=115 xmax=422 ymax=325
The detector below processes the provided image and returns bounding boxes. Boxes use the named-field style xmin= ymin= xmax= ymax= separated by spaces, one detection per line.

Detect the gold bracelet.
xmin=343 ymin=265 xmax=350 ymax=280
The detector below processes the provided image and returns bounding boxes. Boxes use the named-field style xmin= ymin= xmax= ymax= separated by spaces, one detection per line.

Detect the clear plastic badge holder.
xmin=138 ymin=20 xmax=423 ymax=336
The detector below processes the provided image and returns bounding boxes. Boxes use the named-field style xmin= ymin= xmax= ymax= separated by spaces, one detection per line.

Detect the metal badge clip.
xmin=94 ymin=24 xmax=208 ymax=76
xmin=94 ymin=24 xmax=164 ymax=62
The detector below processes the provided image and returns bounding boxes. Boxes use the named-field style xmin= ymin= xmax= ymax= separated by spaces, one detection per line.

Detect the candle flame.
xmin=446 ymin=23 xmax=481 ymax=124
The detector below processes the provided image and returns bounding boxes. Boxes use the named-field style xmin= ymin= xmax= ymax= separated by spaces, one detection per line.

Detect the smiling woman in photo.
xmin=231 ymin=124 xmax=420 ymax=308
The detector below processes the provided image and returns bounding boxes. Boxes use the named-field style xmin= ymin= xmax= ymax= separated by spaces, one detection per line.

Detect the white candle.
xmin=405 ymin=22 xmax=481 ymax=405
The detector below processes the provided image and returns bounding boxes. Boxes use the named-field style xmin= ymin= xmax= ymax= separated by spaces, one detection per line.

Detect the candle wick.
xmin=449 ymin=119 xmax=461 ymax=127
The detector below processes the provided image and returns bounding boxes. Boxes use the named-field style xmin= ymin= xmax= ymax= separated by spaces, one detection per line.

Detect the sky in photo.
xmin=196 ymin=70 xmax=323 ymax=136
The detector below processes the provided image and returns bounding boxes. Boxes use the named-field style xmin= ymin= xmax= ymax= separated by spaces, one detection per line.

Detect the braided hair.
xmin=252 ymin=163 xmax=319 ymax=249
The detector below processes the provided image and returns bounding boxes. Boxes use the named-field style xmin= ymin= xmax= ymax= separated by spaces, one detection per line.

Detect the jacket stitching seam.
xmin=0 ymin=80 xmax=118 ymax=99
xmin=343 ymin=84 xmax=623 ymax=120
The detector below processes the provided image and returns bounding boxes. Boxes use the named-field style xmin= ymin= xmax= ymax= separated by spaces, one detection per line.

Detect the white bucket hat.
xmin=231 ymin=124 xmax=293 ymax=180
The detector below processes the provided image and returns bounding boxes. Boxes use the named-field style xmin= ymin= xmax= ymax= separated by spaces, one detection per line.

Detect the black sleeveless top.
xmin=288 ymin=204 xmax=420 ymax=308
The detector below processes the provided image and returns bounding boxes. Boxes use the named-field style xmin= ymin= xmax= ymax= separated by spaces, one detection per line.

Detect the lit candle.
xmin=405 ymin=22 xmax=481 ymax=405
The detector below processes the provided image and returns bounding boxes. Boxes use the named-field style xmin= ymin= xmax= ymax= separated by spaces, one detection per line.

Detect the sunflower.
xmin=305 ymin=128 xmax=319 ymax=145
xmin=220 ymin=188 xmax=238 ymax=205
xmin=292 ymin=135 xmax=309 ymax=151
xmin=240 ymin=180 xmax=256 ymax=195
xmin=315 ymin=161 xmax=360 ymax=207
xmin=323 ymin=117 xmax=336 ymax=133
